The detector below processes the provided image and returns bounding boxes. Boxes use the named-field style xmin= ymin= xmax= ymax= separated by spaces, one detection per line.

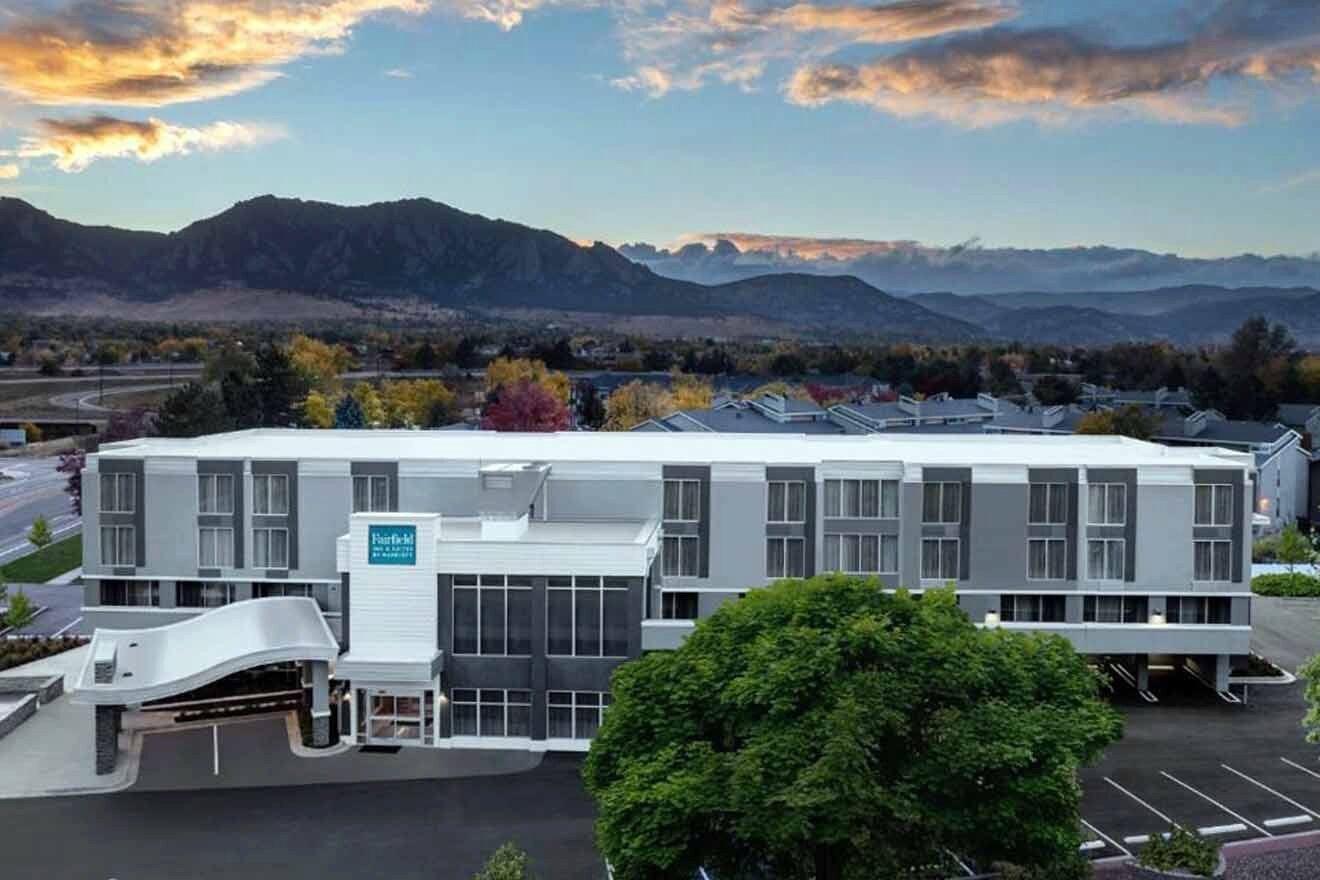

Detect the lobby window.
xmin=99 ymin=525 xmax=135 ymax=566
xmin=1166 ymin=597 xmax=1231 ymax=625
xmin=1194 ymin=540 xmax=1232 ymax=582
xmin=1028 ymin=483 xmax=1068 ymax=525
xmin=999 ymin=594 xmax=1066 ymax=623
xmin=1083 ymin=595 xmax=1147 ymax=624
xmin=766 ymin=536 xmax=806 ymax=578
xmin=197 ymin=473 xmax=233 ymax=515
xmin=100 ymin=473 xmax=136 ymax=514
xmin=1195 ymin=484 xmax=1234 ymax=526
xmin=661 ymin=591 xmax=698 ymax=620
xmin=451 ymin=689 xmax=532 ymax=738
xmin=767 ymin=481 xmax=806 ymax=523
xmin=921 ymin=482 xmax=962 ymax=524
xmin=99 ymin=579 xmax=158 ymax=607
xmin=178 ymin=581 xmax=237 ymax=608
xmin=663 ymin=479 xmax=701 ymax=522
xmin=662 ymin=535 xmax=700 ymax=578
xmin=253 ymin=474 xmax=289 ymax=515
xmin=825 ymin=479 xmax=898 ymax=518
xmin=352 ymin=475 xmax=391 ymax=513
xmin=198 ymin=526 xmax=234 ymax=568
xmin=824 ymin=534 xmax=897 ymax=574
xmin=546 ymin=576 xmax=630 ymax=658
xmin=255 ymin=582 xmax=313 ymax=599
xmin=547 ymin=690 xmax=613 ymax=740
xmin=1087 ymin=483 xmax=1127 ymax=525
xmin=920 ymin=537 xmax=959 ymax=580
xmin=253 ymin=528 xmax=289 ymax=569
xmin=452 ymin=575 xmax=533 ymax=656
xmin=1087 ymin=538 xmax=1125 ymax=581
xmin=1027 ymin=539 xmax=1067 ymax=580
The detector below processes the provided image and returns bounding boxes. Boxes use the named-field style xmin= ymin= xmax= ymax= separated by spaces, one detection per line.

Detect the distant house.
xmin=830 ymin=393 xmax=1015 ymax=432
xmin=1277 ymin=403 xmax=1320 ymax=441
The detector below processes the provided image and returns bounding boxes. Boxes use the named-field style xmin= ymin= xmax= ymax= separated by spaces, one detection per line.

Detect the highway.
xmin=0 ymin=457 xmax=80 ymax=566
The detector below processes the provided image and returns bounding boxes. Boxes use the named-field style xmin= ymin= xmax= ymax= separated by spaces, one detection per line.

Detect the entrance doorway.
xmin=357 ymin=688 xmax=435 ymax=746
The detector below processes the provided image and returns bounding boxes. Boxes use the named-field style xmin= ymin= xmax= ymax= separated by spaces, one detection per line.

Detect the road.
xmin=0 ymin=457 xmax=79 ymax=567
xmin=46 ymin=382 xmax=180 ymax=414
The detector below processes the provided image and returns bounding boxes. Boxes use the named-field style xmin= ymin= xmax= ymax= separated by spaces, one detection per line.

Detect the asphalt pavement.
xmin=0 ymin=456 xmax=79 ymax=567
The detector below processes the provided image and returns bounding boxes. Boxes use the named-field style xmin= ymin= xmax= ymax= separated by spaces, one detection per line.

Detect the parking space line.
xmin=1082 ymin=818 xmax=1131 ymax=858
xmin=1263 ymin=815 xmax=1314 ymax=829
xmin=212 ymin=724 xmax=220 ymax=776
xmin=1105 ymin=777 xmax=1175 ymax=825
xmin=1222 ymin=764 xmax=1320 ymax=822
xmin=1197 ymin=823 xmax=1247 ymax=836
xmin=52 ymin=616 xmax=82 ymax=636
xmin=1124 ymin=834 xmax=1152 ymax=845
xmin=1282 ymin=757 xmax=1320 ymax=781
xmin=1159 ymin=771 xmax=1270 ymax=837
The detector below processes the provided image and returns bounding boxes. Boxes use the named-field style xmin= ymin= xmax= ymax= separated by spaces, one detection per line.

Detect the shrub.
xmin=1253 ymin=533 xmax=1281 ymax=562
xmin=471 ymin=843 xmax=535 ymax=880
xmin=1252 ymin=572 xmax=1320 ymax=597
xmin=21 ymin=422 xmax=42 ymax=444
xmin=1139 ymin=827 xmax=1220 ymax=877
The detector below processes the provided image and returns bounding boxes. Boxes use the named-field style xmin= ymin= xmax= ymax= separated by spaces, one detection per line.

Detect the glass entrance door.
xmin=365 ymin=689 xmax=425 ymax=744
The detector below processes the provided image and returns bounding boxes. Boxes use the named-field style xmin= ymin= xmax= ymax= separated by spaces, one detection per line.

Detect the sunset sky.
xmin=0 ymin=0 xmax=1318 ymax=258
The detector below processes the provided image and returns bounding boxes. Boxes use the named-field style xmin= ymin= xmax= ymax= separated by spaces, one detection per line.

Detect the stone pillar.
xmin=309 ymin=660 xmax=330 ymax=747
xmin=95 ymin=705 xmax=121 ymax=775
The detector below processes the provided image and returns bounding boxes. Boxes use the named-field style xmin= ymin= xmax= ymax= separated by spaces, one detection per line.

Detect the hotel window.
xmin=100 ymin=525 xmax=135 ymax=566
xmin=999 ymin=594 xmax=1067 ymax=623
xmin=451 ymin=689 xmax=532 ymax=738
xmin=1083 ymin=595 xmax=1147 ymax=624
xmin=198 ymin=526 xmax=234 ymax=568
xmin=253 ymin=528 xmax=289 ymax=569
xmin=1087 ymin=483 xmax=1127 ymax=525
xmin=1027 ymin=538 xmax=1067 ymax=580
xmin=99 ymin=580 xmax=159 ymax=607
xmin=547 ymin=690 xmax=613 ymax=740
xmin=352 ymin=475 xmax=391 ymax=513
xmin=824 ymin=534 xmax=897 ymax=574
xmin=1166 ymin=596 xmax=1231 ymax=625
xmin=767 ymin=481 xmax=806 ymax=523
xmin=766 ymin=537 xmax=806 ymax=578
xmin=824 ymin=479 xmax=899 ymax=518
xmin=661 ymin=591 xmax=698 ymax=620
xmin=1087 ymin=538 xmax=1125 ymax=581
xmin=254 ymin=582 xmax=313 ymax=599
xmin=920 ymin=537 xmax=960 ymax=580
xmin=452 ymin=575 xmax=533 ymax=656
xmin=1028 ymin=483 xmax=1068 ymax=525
xmin=253 ymin=473 xmax=289 ymax=515
xmin=178 ymin=581 xmax=237 ymax=608
xmin=197 ymin=473 xmax=233 ymax=515
xmin=662 ymin=535 xmax=700 ymax=578
xmin=1195 ymin=484 xmax=1234 ymax=526
xmin=546 ymin=576 xmax=630 ymax=658
xmin=100 ymin=473 xmax=136 ymax=514
xmin=921 ymin=482 xmax=962 ymax=524
xmin=1194 ymin=540 xmax=1232 ymax=582
xmin=663 ymin=479 xmax=701 ymax=522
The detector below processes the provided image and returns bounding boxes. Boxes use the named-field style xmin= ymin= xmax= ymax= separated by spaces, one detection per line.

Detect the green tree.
xmin=27 ymin=515 xmax=52 ymax=550
xmin=4 ymin=589 xmax=34 ymax=632
xmin=1218 ymin=316 xmax=1296 ymax=420
xmin=471 ymin=842 xmax=536 ymax=880
xmin=334 ymin=394 xmax=367 ymax=429
xmin=1303 ymin=654 xmax=1320 ymax=744
xmin=1076 ymin=405 xmax=1161 ymax=440
xmin=583 ymin=578 xmax=1121 ymax=880
xmin=155 ymin=382 xmax=229 ymax=438
xmin=253 ymin=344 xmax=309 ymax=427
xmin=1276 ymin=524 xmax=1314 ymax=582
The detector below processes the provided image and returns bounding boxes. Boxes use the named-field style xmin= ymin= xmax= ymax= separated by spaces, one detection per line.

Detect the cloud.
xmin=12 ymin=115 xmax=284 ymax=172
xmin=384 ymin=67 xmax=415 ymax=78
xmin=0 ymin=0 xmax=431 ymax=107
xmin=0 ymin=162 xmax=18 ymax=179
xmin=1260 ymin=168 xmax=1320 ymax=193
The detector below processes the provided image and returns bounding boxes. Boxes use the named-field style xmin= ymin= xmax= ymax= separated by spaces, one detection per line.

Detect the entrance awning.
xmin=72 ymin=597 xmax=339 ymax=706
xmin=335 ymin=647 xmax=444 ymax=684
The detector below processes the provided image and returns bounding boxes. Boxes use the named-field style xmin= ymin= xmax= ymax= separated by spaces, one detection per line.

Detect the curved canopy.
xmin=72 ymin=597 xmax=338 ymax=706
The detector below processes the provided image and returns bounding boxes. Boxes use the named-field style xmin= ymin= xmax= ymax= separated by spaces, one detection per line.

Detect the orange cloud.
xmin=13 ymin=116 xmax=284 ymax=172
xmin=0 ymin=163 xmax=18 ymax=179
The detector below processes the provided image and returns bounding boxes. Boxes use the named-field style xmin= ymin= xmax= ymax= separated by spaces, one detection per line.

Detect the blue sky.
xmin=0 ymin=0 xmax=1318 ymax=259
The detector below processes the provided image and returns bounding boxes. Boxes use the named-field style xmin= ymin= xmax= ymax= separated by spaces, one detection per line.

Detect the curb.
xmin=284 ymin=711 xmax=352 ymax=758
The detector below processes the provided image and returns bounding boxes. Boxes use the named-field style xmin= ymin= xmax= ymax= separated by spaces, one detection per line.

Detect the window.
xmin=254 ymin=582 xmax=313 ymax=599
xmin=100 ymin=473 xmax=136 ymax=514
xmin=1195 ymin=484 xmax=1234 ymax=526
xmin=253 ymin=528 xmax=289 ymax=569
xmin=661 ymin=591 xmax=698 ymax=620
xmin=99 ymin=580 xmax=158 ymax=607
xmin=1083 ymin=595 xmax=1148 ymax=624
xmin=1194 ymin=540 xmax=1233 ymax=582
xmin=365 ymin=691 xmax=424 ymax=742
xmin=662 ymin=535 xmax=700 ymax=578
xmin=1087 ymin=539 xmax=1125 ymax=581
xmin=766 ymin=537 xmax=806 ymax=578
xmin=178 ymin=581 xmax=237 ymax=608
xmin=198 ymin=526 xmax=234 ymax=568
xmin=1028 ymin=483 xmax=1068 ymax=525
xmin=451 ymin=689 xmax=532 ymax=738
xmin=823 ymin=534 xmax=897 ymax=574
xmin=1087 ymin=483 xmax=1127 ymax=525
xmin=99 ymin=525 xmax=135 ymax=566
xmin=547 ymin=690 xmax=612 ymax=740
xmin=352 ymin=474 xmax=391 ymax=513
xmin=767 ymin=481 xmax=806 ymax=523
xmin=663 ymin=479 xmax=701 ymax=521
xmin=452 ymin=575 xmax=533 ymax=656
xmin=253 ymin=474 xmax=289 ymax=515
xmin=922 ymin=482 xmax=962 ymax=524
xmin=824 ymin=479 xmax=899 ymax=518
xmin=920 ymin=537 xmax=960 ymax=580
xmin=1027 ymin=539 xmax=1067 ymax=580
xmin=197 ymin=473 xmax=233 ymax=514
xmin=1166 ymin=597 xmax=1231 ymax=625
xmin=546 ymin=576 xmax=630 ymax=657
xmin=999 ymin=594 xmax=1066 ymax=623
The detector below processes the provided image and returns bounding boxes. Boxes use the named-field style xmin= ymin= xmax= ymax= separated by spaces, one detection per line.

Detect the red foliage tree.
xmin=57 ymin=448 xmax=85 ymax=516
xmin=480 ymin=379 xmax=571 ymax=432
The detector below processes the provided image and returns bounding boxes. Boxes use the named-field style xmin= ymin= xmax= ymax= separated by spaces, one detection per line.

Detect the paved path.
xmin=0 ymin=456 xmax=79 ymax=565
xmin=1252 ymin=597 xmax=1320 ymax=672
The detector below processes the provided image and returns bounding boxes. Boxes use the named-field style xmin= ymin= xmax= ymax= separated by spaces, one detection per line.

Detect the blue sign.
xmin=368 ymin=525 xmax=417 ymax=566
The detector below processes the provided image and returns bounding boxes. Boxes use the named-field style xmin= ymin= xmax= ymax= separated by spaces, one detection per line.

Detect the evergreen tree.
xmin=220 ymin=370 xmax=261 ymax=430
xmin=155 ymin=382 xmax=230 ymax=438
xmin=27 ymin=515 xmax=52 ymax=550
xmin=253 ymin=345 xmax=309 ymax=427
xmin=334 ymin=394 xmax=367 ymax=429
xmin=575 ymin=381 xmax=606 ymax=429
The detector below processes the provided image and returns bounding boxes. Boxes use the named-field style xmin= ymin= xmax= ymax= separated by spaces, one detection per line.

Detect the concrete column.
xmin=1133 ymin=654 xmax=1149 ymax=691
xmin=95 ymin=705 xmax=121 ymax=775
xmin=309 ymin=660 xmax=330 ymax=747
xmin=1212 ymin=654 xmax=1231 ymax=691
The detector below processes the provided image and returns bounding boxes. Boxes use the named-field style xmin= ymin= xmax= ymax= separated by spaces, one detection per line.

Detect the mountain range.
xmin=2 ymin=195 xmax=1319 ymax=345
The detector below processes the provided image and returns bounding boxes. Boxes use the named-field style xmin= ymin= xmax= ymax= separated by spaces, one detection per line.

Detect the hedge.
xmin=1252 ymin=572 xmax=1320 ymax=597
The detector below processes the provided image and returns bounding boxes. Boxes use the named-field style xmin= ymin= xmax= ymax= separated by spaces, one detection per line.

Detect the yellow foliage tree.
xmin=381 ymin=379 xmax=457 ymax=427
xmin=669 ymin=373 xmax=714 ymax=410
xmin=743 ymin=381 xmax=811 ymax=401
xmin=602 ymin=381 xmax=673 ymax=431
xmin=302 ymin=391 xmax=334 ymax=428
xmin=486 ymin=357 xmax=569 ymax=403
xmin=289 ymin=334 xmax=353 ymax=393
xmin=351 ymin=382 xmax=386 ymax=426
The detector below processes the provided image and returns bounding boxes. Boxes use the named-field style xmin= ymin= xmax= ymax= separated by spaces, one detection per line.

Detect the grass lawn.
xmin=0 ymin=534 xmax=81 ymax=583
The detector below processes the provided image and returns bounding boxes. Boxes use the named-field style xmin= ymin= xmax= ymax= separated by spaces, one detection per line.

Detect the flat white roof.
xmin=96 ymin=428 xmax=1252 ymax=469
xmin=436 ymin=517 xmax=660 ymax=545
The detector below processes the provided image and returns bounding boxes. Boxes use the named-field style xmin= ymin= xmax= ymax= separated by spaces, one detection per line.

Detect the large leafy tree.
xmin=584 ymin=579 xmax=1121 ymax=880
xmin=481 ymin=379 xmax=570 ymax=432
xmin=155 ymin=382 xmax=230 ymax=438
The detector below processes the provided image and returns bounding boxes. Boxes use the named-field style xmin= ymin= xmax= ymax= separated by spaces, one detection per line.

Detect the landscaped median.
xmin=1251 ymin=571 xmax=1320 ymax=597
xmin=0 ymin=534 xmax=81 ymax=584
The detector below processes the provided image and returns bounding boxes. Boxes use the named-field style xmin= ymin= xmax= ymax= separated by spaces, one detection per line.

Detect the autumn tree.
xmin=485 ymin=357 xmax=570 ymax=403
xmin=351 ymin=382 xmax=386 ymax=426
xmin=289 ymin=334 xmax=354 ymax=392
xmin=302 ymin=391 xmax=334 ymax=428
xmin=481 ymin=379 xmax=570 ymax=432
xmin=602 ymin=380 xmax=671 ymax=431
xmin=57 ymin=449 xmax=85 ymax=516
xmin=1076 ymin=405 xmax=1162 ymax=441
xmin=381 ymin=379 xmax=457 ymax=427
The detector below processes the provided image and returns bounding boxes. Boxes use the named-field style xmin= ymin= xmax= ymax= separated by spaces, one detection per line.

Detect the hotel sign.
xmin=368 ymin=525 xmax=417 ymax=566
